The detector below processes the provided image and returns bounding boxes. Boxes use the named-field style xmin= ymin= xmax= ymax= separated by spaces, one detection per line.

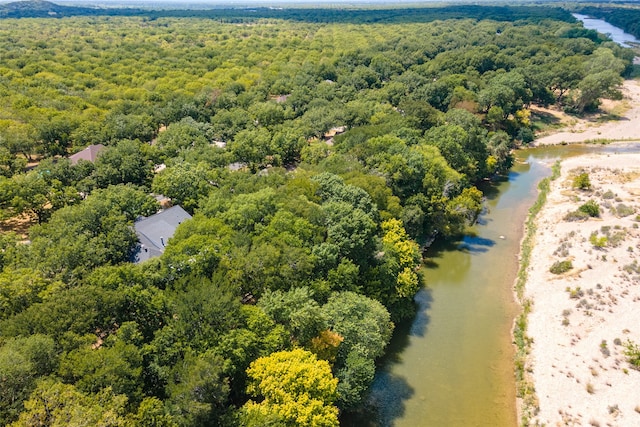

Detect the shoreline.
xmin=515 ymin=79 xmax=640 ymax=425
xmin=532 ymin=80 xmax=640 ymax=147
xmin=516 ymin=152 xmax=640 ymax=426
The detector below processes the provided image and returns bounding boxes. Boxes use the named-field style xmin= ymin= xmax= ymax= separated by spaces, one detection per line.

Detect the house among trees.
xmin=131 ymin=205 xmax=192 ymax=263
xmin=68 ymin=144 xmax=105 ymax=165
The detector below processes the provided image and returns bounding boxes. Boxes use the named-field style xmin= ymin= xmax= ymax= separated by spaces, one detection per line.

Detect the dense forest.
xmin=0 ymin=1 xmax=574 ymax=23
xmin=0 ymin=4 xmax=635 ymax=426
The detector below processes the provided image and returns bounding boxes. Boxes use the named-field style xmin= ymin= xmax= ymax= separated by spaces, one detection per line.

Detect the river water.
xmin=348 ymin=15 xmax=640 ymax=427
xmin=573 ymin=13 xmax=640 ymax=48
xmin=356 ymin=152 xmax=548 ymax=427
xmin=350 ymin=142 xmax=640 ymax=427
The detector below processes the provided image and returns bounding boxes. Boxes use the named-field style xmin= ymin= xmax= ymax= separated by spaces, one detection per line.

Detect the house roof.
xmin=69 ymin=144 xmax=106 ymax=165
xmin=131 ymin=205 xmax=192 ymax=264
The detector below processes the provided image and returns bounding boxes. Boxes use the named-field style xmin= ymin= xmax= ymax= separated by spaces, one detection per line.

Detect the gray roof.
xmin=131 ymin=205 xmax=192 ymax=264
xmin=69 ymin=144 xmax=105 ymax=165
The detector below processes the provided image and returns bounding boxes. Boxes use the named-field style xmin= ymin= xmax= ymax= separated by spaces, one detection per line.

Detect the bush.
xmin=564 ymin=209 xmax=590 ymax=221
xmin=589 ymin=233 xmax=608 ymax=248
xmin=573 ymin=172 xmax=591 ymax=190
xmin=615 ymin=203 xmax=635 ymax=217
xmin=579 ymin=200 xmax=600 ymax=217
xmin=624 ymin=340 xmax=640 ymax=370
xmin=550 ymin=259 xmax=573 ymax=274
xmin=516 ymin=127 xmax=534 ymax=144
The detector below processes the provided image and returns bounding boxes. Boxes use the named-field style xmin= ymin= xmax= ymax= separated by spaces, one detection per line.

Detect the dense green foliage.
xmin=549 ymin=259 xmax=573 ymax=275
xmin=0 ymin=1 xmax=574 ymax=23
xmin=0 ymin=5 xmax=633 ymax=426
xmin=579 ymin=199 xmax=600 ymax=218
xmin=572 ymin=172 xmax=592 ymax=190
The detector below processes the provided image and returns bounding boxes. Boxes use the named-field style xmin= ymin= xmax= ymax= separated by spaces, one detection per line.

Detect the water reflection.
xmin=357 ymin=143 xmax=640 ymax=427
xmin=409 ymin=289 xmax=433 ymax=338
xmin=459 ymin=235 xmax=496 ymax=253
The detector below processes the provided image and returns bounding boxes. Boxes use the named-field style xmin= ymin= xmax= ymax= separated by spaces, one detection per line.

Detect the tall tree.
xmin=241 ymin=348 xmax=339 ymax=427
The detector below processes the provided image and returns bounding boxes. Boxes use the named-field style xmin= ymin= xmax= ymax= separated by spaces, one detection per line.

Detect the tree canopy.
xmin=0 ymin=4 xmax=634 ymax=426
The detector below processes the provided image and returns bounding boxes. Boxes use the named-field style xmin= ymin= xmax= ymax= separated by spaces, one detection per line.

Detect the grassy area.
xmin=513 ymin=161 xmax=560 ymax=426
xmin=530 ymin=109 xmax=564 ymax=134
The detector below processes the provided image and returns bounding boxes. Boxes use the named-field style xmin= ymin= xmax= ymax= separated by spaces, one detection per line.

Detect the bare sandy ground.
xmin=524 ymin=153 xmax=640 ymax=426
xmin=534 ymin=80 xmax=640 ymax=146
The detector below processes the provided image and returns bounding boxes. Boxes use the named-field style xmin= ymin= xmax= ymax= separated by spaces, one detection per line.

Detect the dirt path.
xmin=534 ymin=80 xmax=640 ymax=145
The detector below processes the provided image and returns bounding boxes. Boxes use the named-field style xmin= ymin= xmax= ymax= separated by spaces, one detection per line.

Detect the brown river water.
xmin=347 ymin=143 xmax=640 ymax=427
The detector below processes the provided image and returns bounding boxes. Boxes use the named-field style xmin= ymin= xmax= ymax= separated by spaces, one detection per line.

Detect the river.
xmin=356 ymin=152 xmax=549 ymax=427
xmin=350 ymin=143 xmax=640 ymax=427
xmin=572 ymin=13 xmax=640 ymax=49
xmin=347 ymin=15 xmax=640 ymax=427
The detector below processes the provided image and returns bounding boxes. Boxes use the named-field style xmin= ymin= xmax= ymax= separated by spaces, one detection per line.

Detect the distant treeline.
xmin=0 ymin=6 xmax=633 ymax=427
xmin=0 ymin=0 xmax=576 ymax=24
xmin=577 ymin=6 xmax=640 ymax=40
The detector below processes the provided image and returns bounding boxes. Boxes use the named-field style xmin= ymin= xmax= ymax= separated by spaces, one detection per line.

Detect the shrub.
xmin=589 ymin=233 xmax=608 ymax=248
xmin=566 ymin=286 xmax=583 ymax=299
xmin=602 ymin=190 xmax=615 ymax=199
xmin=615 ymin=203 xmax=635 ymax=217
xmin=624 ymin=340 xmax=640 ymax=369
xmin=550 ymin=259 xmax=573 ymax=274
xmin=564 ymin=209 xmax=590 ymax=221
xmin=579 ymin=200 xmax=600 ymax=217
xmin=573 ymin=172 xmax=591 ymax=190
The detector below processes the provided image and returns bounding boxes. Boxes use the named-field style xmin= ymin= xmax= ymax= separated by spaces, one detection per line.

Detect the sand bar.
xmin=534 ymin=80 xmax=640 ymax=146
xmin=524 ymin=153 xmax=640 ymax=426
xmin=521 ymin=78 xmax=640 ymax=426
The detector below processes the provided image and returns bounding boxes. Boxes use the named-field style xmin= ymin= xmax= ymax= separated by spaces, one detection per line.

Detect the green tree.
xmin=445 ymin=186 xmax=484 ymax=236
xmin=426 ymin=124 xmax=478 ymax=181
xmin=9 ymin=379 xmax=128 ymax=427
xmin=0 ymin=268 xmax=63 ymax=320
xmin=155 ymin=118 xmax=213 ymax=158
xmin=26 ymin=189 xmax=139 ymax=280
xmin=167 ymin=351 xmax=230 ymax=427
xmin=258 ymin=287 xmax=327 ymax=346
xmin=0 ymin=335 xmax=57 ymax=424
xmin=229 ymin=127 xmax=275 ymax=170
xmin=58 ymin=340 xmax=143 ymax=403
xmin=151 ymin=162 xmax=217 ymax=214
xmin=322 ymin=291 xmax=393 ymax=362
xmin=129 ymin=397 xmax=178 ymax=427
xmin=321 ymin=291 xmax=393 ymax=409
xmin=0 ymin=146 xmax=26 ymax=178
xmin=93 ymin=139 xmax=154 ymax=188
xmin=549 ymin=56 xmax=584 ymax=105
xmin=1 ymin=171 xmax=52 ymax=224
xmin=170 ymin=276 xmax=242 ymax=352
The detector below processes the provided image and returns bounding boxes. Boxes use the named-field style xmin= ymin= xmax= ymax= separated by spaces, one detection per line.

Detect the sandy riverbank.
xmin=518 ymin=78 xmax=640 ymax=425
xmin=524 ymin=81 xmax=640 ymax=427
xmin=534 ymin=80 xmax=640 ymax=146
xmin=522 ymin=153 xmax=640 ymax=426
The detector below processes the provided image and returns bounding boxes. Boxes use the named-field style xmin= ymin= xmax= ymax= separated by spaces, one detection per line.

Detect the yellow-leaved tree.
xmin=381 ymin=218 xmax=422 ymax=299
xmin=240 ymin=348 xmax=339 ymax=427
